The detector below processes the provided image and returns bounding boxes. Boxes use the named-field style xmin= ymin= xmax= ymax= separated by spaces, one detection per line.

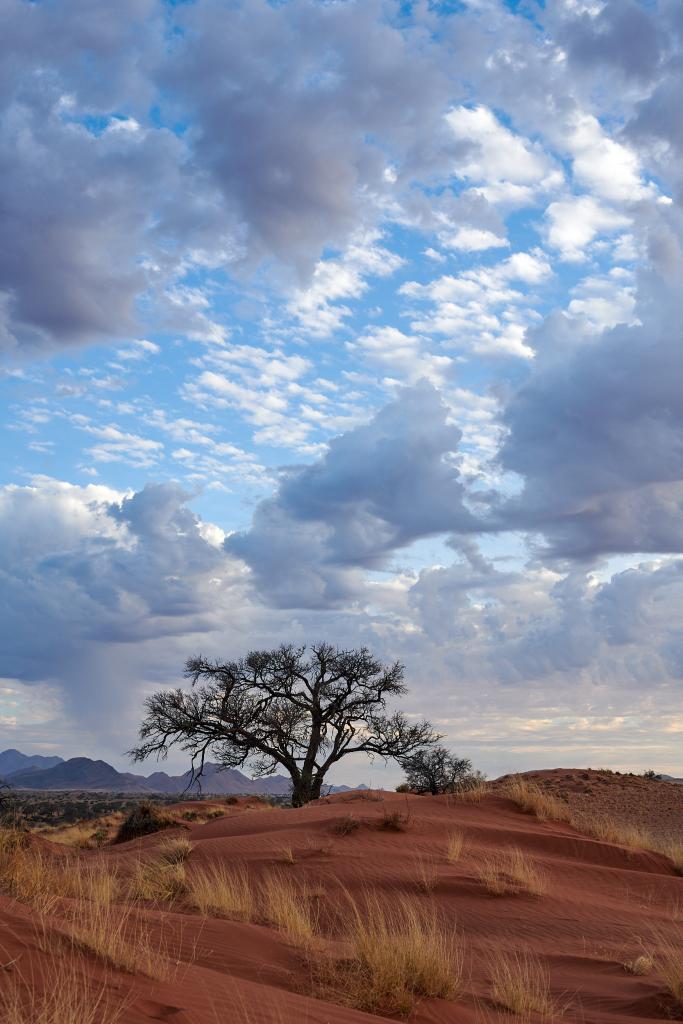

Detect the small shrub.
xmin=377 ymin=809 xmax=411 ymax=832
xmin=225 ymin=795 xmax=239 ymax=805
xmin=332 ymin=815 xmax=360 ymax=836
xmin=113 ymin=802 xmax=177 ymax=844
xmin=395 ymin=783 xmax=412 ymax=793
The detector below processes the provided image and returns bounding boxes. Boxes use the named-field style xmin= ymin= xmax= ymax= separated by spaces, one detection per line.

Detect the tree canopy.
xmin=130 ymin=642 xmax=441 ymax=806
xmin=401 ymin=746 xmax=472 ymax=795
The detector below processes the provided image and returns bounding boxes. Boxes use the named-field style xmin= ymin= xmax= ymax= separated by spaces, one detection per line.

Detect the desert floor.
xmin=0 ymin=770 xmax=681 ymax=1023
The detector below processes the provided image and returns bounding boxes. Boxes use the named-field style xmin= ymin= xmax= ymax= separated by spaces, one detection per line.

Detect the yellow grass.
xmin=505 ymin=777 xmax=571 ymax=823
xmin=341 ymin=894 xmax=464 ymax=1016
xmin=0 ymin=951 xmax=126 ymax=1024
xmin=658 ymin=933 xmax=683 ymax=1004
xmin=414 ymin=855 xmax=438 ymax=893
xmin=260 ymin=870 xmax=318 ymax=947
xmin=158 ymin=837 xmax=193 ymax=864
xmin=489 ymin=950 xmax=558 ymax=1019
xmin=658 ymin=837 xmax=683 ymax=875
xmin=478 ymin=846 xmax=547 ymax=897
xmin=187 ymin=861 xmax=253 ymax=921
xmin=446 ymin=829 xmax=465 ymax=863
xmin=624 ymin=954 xmax=654 ymax=975
xmin=129 ymin=858 xmax=187 ymax=903
xmin=66 ymin=897 xmax=169 ymax=979
xmin=448 ymin=779 xmax=488 ymax=803
xmin=280 ymin=844 xmax=296 ymax=864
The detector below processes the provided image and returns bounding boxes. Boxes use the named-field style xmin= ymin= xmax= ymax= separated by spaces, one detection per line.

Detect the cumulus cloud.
xmin=225 ymin=383 xmax=479 ymax=607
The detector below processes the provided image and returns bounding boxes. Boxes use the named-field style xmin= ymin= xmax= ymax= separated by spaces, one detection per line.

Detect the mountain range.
xmin=0 ymin=748 xmax=364 ymax=796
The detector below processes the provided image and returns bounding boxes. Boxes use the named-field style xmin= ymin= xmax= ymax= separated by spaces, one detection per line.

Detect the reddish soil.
xmin=1 ymin=779 xmax=682 ymax=1023
xmin=492 ymin=768 xmax=683 ymax=841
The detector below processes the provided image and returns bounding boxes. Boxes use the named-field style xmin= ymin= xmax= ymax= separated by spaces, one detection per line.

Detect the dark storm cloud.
xmin=225 ymin=382 xmax=479 ymax=607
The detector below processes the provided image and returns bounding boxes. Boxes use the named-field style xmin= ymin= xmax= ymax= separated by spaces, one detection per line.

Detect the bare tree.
xmin=401 ymin=746 xmax=472 ymax=795
xmin=130 ymin=643 xmax=441 ymax=806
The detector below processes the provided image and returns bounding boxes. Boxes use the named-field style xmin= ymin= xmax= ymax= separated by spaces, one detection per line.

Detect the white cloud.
xmin=545 ymin=195 xmax=630 ymax=260
xmin=442 ymin=227 xmax=509 ymax=252
xmin=567 ymin=113 xmax=657 ymax=204
xmin=567 ymin=267 xmax=638 ymax=330
xmin=447 ymin=105 xmax=551 ymax=186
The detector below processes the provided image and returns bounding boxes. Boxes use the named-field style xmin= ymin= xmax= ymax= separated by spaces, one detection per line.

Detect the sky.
xmin=1 ymin=0 xmax=682 ymax=786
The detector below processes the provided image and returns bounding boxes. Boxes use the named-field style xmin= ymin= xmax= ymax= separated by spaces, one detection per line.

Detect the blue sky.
xmin=1 ymin=0 xmax=682 ymax=783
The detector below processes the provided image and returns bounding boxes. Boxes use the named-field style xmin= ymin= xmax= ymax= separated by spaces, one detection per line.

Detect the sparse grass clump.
xmin=0 ymin=951 xmax=126 ymax=1024
xmin=489 ymin=950 xmax=558 ymax=1019
xmin=505 ymin=777 xmax=571 ymax=823
xmin=377 ymin=809 xmax=411 ymax=832
xmin=414 ymin=856 xmax=438 ymax=893
xmin=334 ymin=894 xmax=463 ymax=1016
xmin=478 ymin=846 xmax=547 ymax=897
xmin=260 ymin=870 xmax=318 ymax=947
xmin=446 ymin=830 xmax=465 ymax=863
xmin=158 ymin=837 xmax=193 ymax=864
xmin=187 ymin=861 xmax=253 ymax=921
xmin=129 ymin=858 xmax=187 ymax=903
xmin=658 ymin=933 xmax=683 ymax=1004
xmin=657 ymin=837 xmax=683 ymax=875
xmin=332 ymin=815 xmax=360 ymax=836
xmin=66 ymin=898 xmax=169 ymax=979
xmin=113 ymin=801 xmax=177 ymax=844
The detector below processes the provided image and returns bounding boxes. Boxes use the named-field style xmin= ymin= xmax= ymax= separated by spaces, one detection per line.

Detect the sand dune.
xmin=1 ymin=774 xmax=681 ymax=1023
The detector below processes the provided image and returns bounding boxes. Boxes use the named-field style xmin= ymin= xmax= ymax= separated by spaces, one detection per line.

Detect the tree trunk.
xmin=291 ymin=775 xmax=324 ymax=807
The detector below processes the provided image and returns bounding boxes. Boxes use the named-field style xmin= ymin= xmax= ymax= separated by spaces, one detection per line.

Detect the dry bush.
xmin=478 ymin=846 xmax=547 ymax=897
xmin=113 ymin=802 xmax=178 ymax=844
xmin=129 ymin=858 xmax=187 ymax=903
xmin=260 ymin=870 xmax=318 ymax=947
xmin=158 ymin=837 xmax=193 ymax=864
xmin=446 ymin=830 xmax=465 ymax=863
xmin=0 ymin=950 xmax=126 ymax=1024
xmin=187 ymin=860 xmax=253 ymax=921
xmin=332 ymin=894 xmax=464 ymax=1016
xmin=332 ymin=815 xmax=360 ymax=836
xmin=488 ymin=950 xmax=558 ymax=1019
xmin=624 ymin=954 xmax=654 ymax=975
xmin=377 ymin=809 xmax=411 ymax=832
xmin=205 ymin=808 xmax=226 ymax=820
xmin=505 ymin=777 xmax=571 ymax=823
xmin=66 ymin=897 xmax=169 ymax=979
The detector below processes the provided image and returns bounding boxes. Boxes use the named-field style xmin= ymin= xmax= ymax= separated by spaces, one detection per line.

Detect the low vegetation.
xmin=186 ymin=860 xmax=253 ymax=920
xmin=0 ymin=950 xmax=126 ymax=1024
xmin=446 ymin=829 xmax=465 ymax=862
xmin=331 ymin=894 xmax=464 ymax=1016
xmin=113 ymin=801 xmax=179 ymax=844
xmin=488 ymin=949 xmax=558 ymax=1019
xmin=478 ymin=846 xmax=547 ymax=897
xmin=260 ymin=870 xmax=319 ymax=947
xmin=129 ymin=858 xmax=187 ymax=903
xmin=66 ymin=897 xmax=170 ymax=980
xmin=658 ymin=932 xmax=683 ymax=1005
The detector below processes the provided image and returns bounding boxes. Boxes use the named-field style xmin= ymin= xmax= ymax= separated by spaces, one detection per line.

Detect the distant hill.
xmin=0 ymin=750 xmax=363 ymax=796
xmin=0 ymin=748 xmax=63 ymax=776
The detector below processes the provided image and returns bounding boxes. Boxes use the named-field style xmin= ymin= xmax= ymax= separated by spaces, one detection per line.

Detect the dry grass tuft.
xmin=489 ymin=949 xmax=558 ymax=1019
xmin=414 ymin=856 xmax=438 ymax=894
xmin=505 ymin=777 xmax=571 ymax=823
xmin=446 ymin=830 xmax=465 ymax=863
xmin=658 ymin=837 xmax=683 ymax=875
xmin=280 ymin=844 xmax=296 ymax=864
xmin=260 ymin=870 xmax=318 ymax=947
xmin=658 ymin=933 xmax=683 ymax=1004
xmin=129 ymin=858 xmax=187 ymax=903
xmin=334 ymin=894 xmax=464 ymax=1016
xmin=332 ymin=815 xmax=360 ymax=836
xmin=66 ymin=897 xmax=170 ymax=979
xmin=158 ymin=837 xmax=193 ymax=864
xmin=187 ymin=860 xmax=253 ymax=921
xmin=478 ymin=846 xmax=547 ymax=897
xmin=448 ymin=778 xmax=488 ymax=803
xmin=377 ymin=809 xmax=411 ymax=832
xmin=0 ymin=950 xmax=127 ymax=1024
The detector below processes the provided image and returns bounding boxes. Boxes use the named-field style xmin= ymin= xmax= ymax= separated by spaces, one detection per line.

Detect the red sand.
xmin=1 ymin=775 xmax=682 ymax=1023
